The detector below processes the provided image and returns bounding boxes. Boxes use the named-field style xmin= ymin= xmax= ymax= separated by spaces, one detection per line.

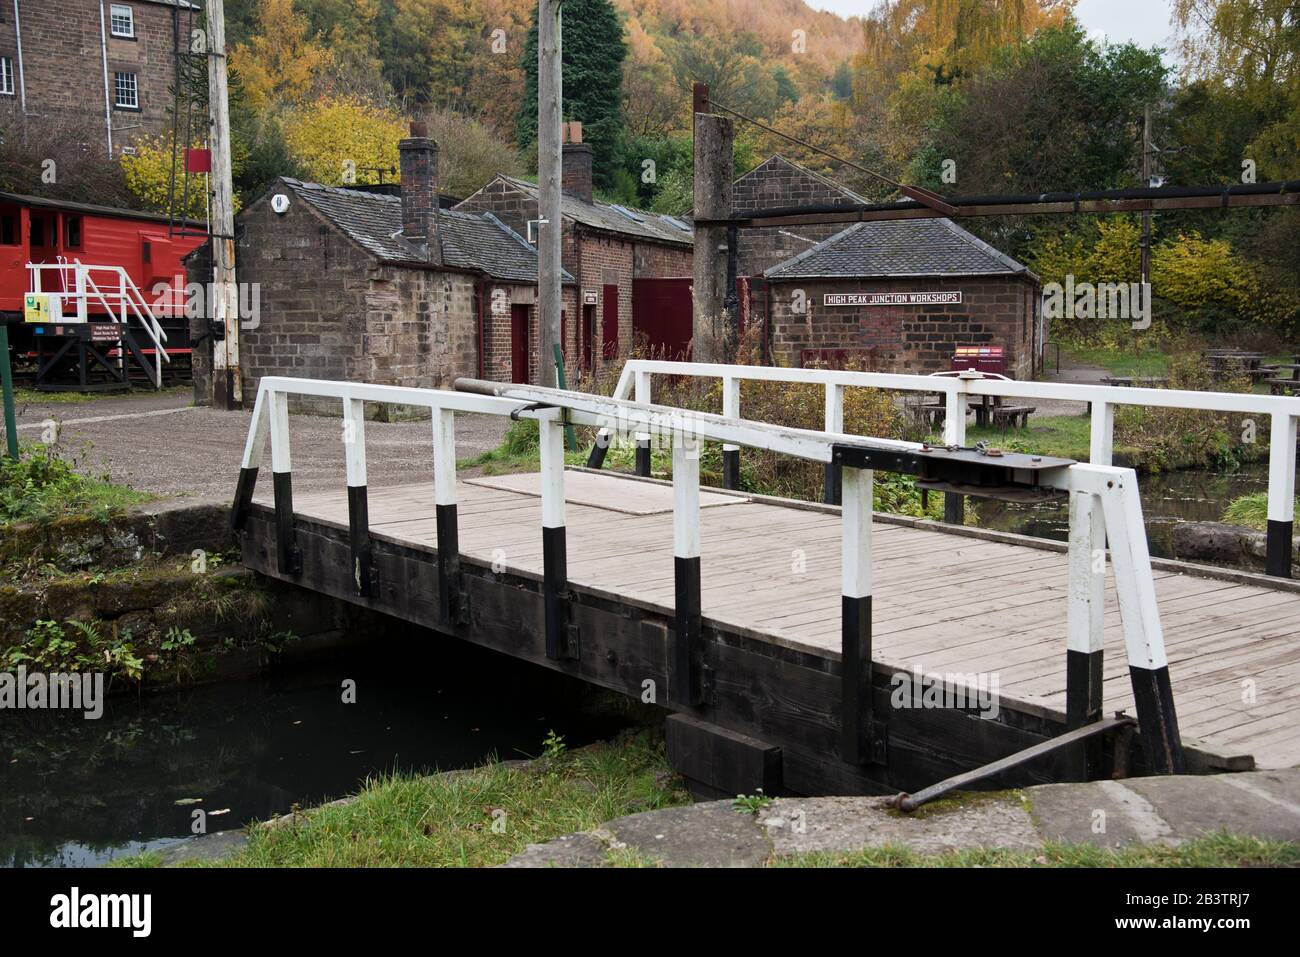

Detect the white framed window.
xmin=110 ymin=5 xmax=135 ymax=39
xmin=113 ymin=71 xmax=138 ymax=109
xmin=0 ymin=57 xmax=13 ymax=97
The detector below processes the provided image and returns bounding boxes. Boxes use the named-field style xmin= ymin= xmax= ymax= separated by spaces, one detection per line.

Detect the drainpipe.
xmin=12 ymin=1 xmax=26 ymax=118
xmin=475 ymin=277 xmax=485 ymax=379
xmin=99 ymin=2 xmax=113 ymax=157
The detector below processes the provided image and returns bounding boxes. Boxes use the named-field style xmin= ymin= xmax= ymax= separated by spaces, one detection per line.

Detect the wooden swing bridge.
xmin=228 ymin=365 xmax=1300 ymax=797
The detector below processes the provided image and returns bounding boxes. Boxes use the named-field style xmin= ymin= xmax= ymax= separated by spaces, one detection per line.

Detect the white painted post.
xmin=1266 ymin=413 xmax=1298 ymax=577
xmin=343 ymin=397 xmax=367 ymax=489
xmin=942 ymin=380 xmax=966 ymax=523
xmin=1090 ymin=400 xmax=1114 ymax=466
xmin=840 ymin=465 xmax=873 ymax=764
xmin=672 ymin=437 xmax=702 ymax=705
xmin=824 ymin=382 xmax=844 ymax=505
xmin=1095 ymin=467 xmax=1183 ymax=773
xmin=721 ymin=375 xmax=740 ymax=490
xmin=1066 ymin=489 xmax=1105 ymax=729
xmin=634 ymin=369 xmax=652 ymax=476
xmin=432 ymin=408 xmax=457 ymax=509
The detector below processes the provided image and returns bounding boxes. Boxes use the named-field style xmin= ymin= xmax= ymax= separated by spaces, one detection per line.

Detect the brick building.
xmin=0 ymin=1 xmax=194 ymax=154
xmin=456 ymin=140 xmax=693 ymax=373
xmin=189 ymin=125 xmax=574 ymax=410
xmin=759 ymin=218 xmax=1042 ymax=379
xmin=733 ymin=154 xmax=870 ymax=276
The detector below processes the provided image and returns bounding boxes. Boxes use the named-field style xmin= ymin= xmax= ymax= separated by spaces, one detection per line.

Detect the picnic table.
xmin=1100 ymin=375 xmax=1169 ymax=388
xmin=914 ymin=392 xmax=1035 ymax=433
xmin=1202 ymin=350 xmax=1266 ymax=378
xmin=1266 ymin=363 xmax=1300 ymax=396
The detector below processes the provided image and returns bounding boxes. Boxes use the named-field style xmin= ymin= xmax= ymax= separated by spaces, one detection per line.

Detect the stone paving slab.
xmin=505 ymin=769 xmax=1300 ymax=867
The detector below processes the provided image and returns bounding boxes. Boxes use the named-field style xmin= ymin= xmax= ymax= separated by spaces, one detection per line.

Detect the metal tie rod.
xmin=886 ymin=713 xmax=1137 ymax=813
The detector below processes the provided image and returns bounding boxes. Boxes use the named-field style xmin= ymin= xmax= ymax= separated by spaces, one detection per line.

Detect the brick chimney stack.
xmin=561 ymin=121 xmax=593 ymax=205
xmin=398 ymin=120 xmax=441 ymax=264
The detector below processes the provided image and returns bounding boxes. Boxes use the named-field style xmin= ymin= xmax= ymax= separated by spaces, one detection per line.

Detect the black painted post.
xmin=1129 ymin=665 xmax=1185 ymax=774
xmin=943 ymin=492 xmax=964 ymax=525
xmin=1266 ymin=521 xmax=1293 ymax=578
xmin=635 ymin=439 xmax=652 ymax=477
xmin=1065 ymin=492 xmax=1105 ymax=736
xmin=672 ymin=440 xmax=703 ymax=706
xmin=272 ymin=470 xmax=299 ymax=576
xmin=840 ymin=462 xmax=873 ymax=764
xmin=230 ymin=466 xmax=258 ymax=531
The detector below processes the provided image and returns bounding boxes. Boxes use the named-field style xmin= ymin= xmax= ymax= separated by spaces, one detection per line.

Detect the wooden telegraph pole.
xmin=207 ymin=0 xmax=241 ymax=409
xmin=537 ymin=0 xmax=563 ymax=388
xmin=692 ymin=84 xmax=735 ymax=364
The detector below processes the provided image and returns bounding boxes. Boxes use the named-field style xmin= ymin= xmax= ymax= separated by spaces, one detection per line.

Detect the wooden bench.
xmin=992 ymin=405 xmax=1035 ymax=432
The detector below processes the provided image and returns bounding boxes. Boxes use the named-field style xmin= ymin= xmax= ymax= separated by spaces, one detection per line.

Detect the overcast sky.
xmin=805 ymin=0 xmax=1178 ymax=53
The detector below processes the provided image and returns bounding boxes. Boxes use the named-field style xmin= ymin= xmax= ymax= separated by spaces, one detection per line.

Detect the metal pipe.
xmin=13 ymin=0 xmax=27 ymax=117
xmin=99 ymin=1 xmax=113 ymax=157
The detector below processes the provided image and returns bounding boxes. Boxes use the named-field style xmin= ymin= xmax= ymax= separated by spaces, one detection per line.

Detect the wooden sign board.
xmin=824 ymin=291 xmax=962 ymax=307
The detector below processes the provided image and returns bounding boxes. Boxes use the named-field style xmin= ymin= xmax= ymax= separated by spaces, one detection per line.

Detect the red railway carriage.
xmin=0 ymin=192 xmax=206 ymax=317
xmin=0 ymin=193 xmax=207 ymax=389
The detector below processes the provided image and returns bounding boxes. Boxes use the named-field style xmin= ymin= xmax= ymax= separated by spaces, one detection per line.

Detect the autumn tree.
xmin=229 ymin=0 xmax=332 ymax=111
xmin=280 ymin=97 xmax=406 ymax=186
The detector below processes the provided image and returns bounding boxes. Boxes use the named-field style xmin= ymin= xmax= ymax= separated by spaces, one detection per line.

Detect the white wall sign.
xmin=824 ymin=291 xmax=962 ymax=307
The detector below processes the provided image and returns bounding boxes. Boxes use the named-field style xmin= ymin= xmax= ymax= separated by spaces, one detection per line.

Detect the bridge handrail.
xmin=598 ymin=359 xmax=1300 ymax=578
xmin=230 ymin=373 xmax=1186 ymax=775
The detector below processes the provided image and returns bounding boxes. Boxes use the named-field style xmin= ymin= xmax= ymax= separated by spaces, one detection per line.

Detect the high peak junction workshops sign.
xmin=824 ymin=291 xmax=963 ymax=307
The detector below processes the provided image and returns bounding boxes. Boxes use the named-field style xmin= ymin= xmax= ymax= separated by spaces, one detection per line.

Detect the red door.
xmin=581 ymin=304 xmax=595 ymax=371
xmin=510 ymin=304 xmax=529 ymax=383
xmin=631 ymin=277 xmax=693 ymax=359
xmin=601 ymin=284 xmax=619 ymax=360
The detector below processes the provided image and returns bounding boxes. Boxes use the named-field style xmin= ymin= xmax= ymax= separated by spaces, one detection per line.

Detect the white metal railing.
xmin=594 ymin=359 xmax=1300 ymax=578
xmin=28 ymin=260 xmax=169 ymax=387
xmin=232 ymin=373 xmax=1188 ymax=772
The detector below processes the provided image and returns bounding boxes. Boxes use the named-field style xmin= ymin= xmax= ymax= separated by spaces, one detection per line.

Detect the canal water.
xmin=972 ymin=462 xmax=1270 ymax=559
xmin=0 ymin=641 xmax=629 ymax=868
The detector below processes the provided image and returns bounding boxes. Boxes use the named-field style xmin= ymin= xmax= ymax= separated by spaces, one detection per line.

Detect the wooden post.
xmin=824 ymin=382 xmax=843 ymax=505
xmin=343 ymin=397 xmax=372 ymax=597
xmin=721 ymin=375 xmax=740 ymax=490
xmin=672 ymin=438 xmax=703 ymax=706
xmin=433 ymin=408 xmax=466 ymax=624
xmin=840 ymin=464 xmax=873 ymax=764
xmin=268 ymin=391 xmax=299 ymax=575
xmin=634 ymin=369 xmax=652 ymax=477
xmin=1094 ymin=468 xmax=1184 ymax=774
xmin=0 ymin=323 xmax=18 ymax=460
xmin=693 ymin=111 xmax=734 ymax=363
xmin=1266 ymin=414 xmax=1297 ymax=578
xmin=539 ymin=415 xmax=575 ymax=659
xmin=207 ymin=0 xmax=241 ymax=410
xmin=1066 ymin=491 xmax=1104 ymax=730
xmin=537 ymin=0 xmax=563 ymax=389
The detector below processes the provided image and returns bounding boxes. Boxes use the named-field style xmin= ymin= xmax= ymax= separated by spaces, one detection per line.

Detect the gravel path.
xmin=11 ymin=390 xmax=511 ymax=502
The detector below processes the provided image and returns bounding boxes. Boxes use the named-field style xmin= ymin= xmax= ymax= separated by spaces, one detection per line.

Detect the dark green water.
xmin=972 ymin=462 xmax=1271 ymax=559
xmin=0 ymin=642 xmax=628 ymax=868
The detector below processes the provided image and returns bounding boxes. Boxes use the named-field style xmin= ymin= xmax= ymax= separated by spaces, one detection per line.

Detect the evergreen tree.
xmin=516 ymin=0 xmax=627 ymax=193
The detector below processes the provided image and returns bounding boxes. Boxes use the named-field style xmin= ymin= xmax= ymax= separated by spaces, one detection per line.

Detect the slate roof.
xmin=484 ymin=176 xmax=694 ymax=247
xmin=280 ymin=178 xmax=571 ymax=283
xmin=763 ymin=218 xmax=1033 ymax=280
